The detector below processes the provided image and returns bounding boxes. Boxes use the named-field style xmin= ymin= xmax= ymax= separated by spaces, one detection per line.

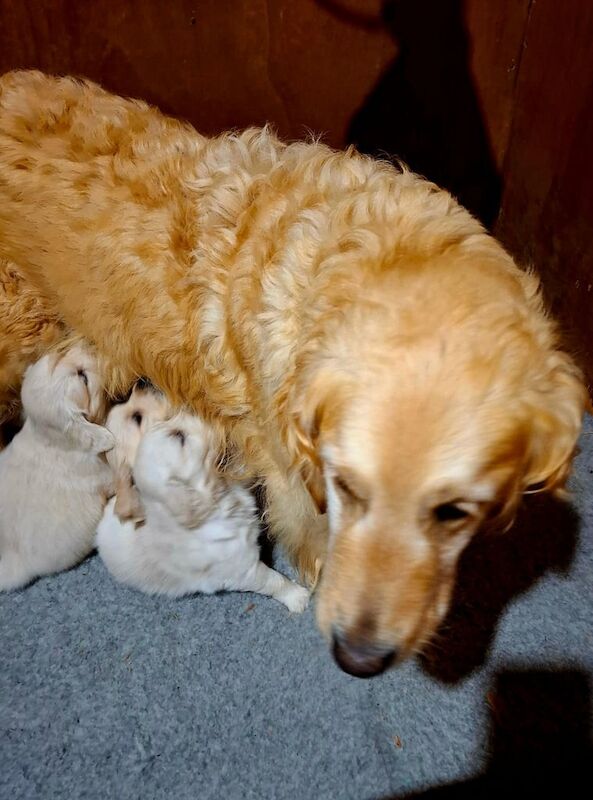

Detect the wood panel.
xmin=496 ymin=0 xmax=593 ymax=392
xmin=0 ymin=0 xmax=392 ymax=145
xmin=325 ymin=0 xmax=530 ymax=225
xmin=0 ymin=0 xmax=526 ymax=224
xmin=464 ymin=0 xmax=531 ymax=170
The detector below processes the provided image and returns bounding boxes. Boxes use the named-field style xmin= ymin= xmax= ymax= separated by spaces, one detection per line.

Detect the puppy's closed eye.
xmin=170 ymin=429 xmax=186 ymax=446
xmin=131 ymin=411 xmax=142 ymax=426
xmin=77 ymin=369 xmax=88 ymax=386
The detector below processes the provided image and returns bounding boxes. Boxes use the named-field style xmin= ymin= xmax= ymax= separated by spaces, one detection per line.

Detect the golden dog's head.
xmin=290 ymin=261 xmax=585 ymax=678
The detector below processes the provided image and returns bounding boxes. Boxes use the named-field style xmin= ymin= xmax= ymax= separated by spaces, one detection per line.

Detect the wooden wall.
xmin=0 ymin=0 xmax=591 ymax=389
xmin=496 ymin=0 xmax=593 ymax=392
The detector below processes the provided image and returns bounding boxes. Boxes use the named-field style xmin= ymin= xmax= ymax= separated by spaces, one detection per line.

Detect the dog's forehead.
xmin=330 ymin=391 xmax=505 ymax=497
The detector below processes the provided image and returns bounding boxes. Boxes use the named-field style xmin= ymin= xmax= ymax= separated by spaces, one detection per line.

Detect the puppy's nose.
xmin=332 ymin=630 xmax=396 ymax=678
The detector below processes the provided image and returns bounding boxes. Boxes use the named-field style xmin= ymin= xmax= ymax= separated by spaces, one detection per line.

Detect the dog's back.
xmin=0 ymin=70 xmax=488 ymax=453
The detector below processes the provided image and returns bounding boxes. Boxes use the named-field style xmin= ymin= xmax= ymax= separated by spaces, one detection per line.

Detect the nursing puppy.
xmin=0 ymin=72 xmax=586 ymax=674
xmin=0 ymin=345 xmax=113 ymax=590
xmin=97 ymin=411 xmax=310 ymax=612
xmin=104 ymin=379 xmax=172 ymax=523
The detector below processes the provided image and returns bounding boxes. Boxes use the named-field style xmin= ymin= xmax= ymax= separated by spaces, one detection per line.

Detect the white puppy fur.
xmin=97 ymin=411 xmax=310 ymax=612
xmin=0 ymin=345 xmax=114 ymax=590
xmin=105 ymin=380 xmax=172 ymax=523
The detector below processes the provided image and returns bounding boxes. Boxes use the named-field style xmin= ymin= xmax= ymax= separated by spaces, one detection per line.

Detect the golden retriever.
xmin=0 ymin=71 xmax=585 ymax=676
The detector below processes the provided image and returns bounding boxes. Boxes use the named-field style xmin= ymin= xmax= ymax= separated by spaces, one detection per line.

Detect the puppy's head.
xmin=106 ymin=380 xmax=172 ymax=522
xmin=133 ymin=411 xmax=222 ymax=528
xmin=21 ymin=344 xmax=113 ymax=453
xmin=289 ymin=268 xmax=585 ymax=678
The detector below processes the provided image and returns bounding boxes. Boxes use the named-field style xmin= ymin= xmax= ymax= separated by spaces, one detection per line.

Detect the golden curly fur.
xmin=0 ymin=71 xmax=585 ymax=673
xmin=0 ymin=258 xmax=64 ymax=429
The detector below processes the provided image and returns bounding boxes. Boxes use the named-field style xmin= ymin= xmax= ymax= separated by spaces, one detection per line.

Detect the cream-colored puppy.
xmin=0 ymin=345 xmax=113 ymax=590
xmin=96 ymin=411 xmax=310 ymax=612
xmin=105 ymin=379 xmax=172 ymax=523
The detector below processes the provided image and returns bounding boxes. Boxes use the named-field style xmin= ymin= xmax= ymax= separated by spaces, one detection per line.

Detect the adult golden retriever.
xmin=0 ymin=71 xmax=585 ymax=676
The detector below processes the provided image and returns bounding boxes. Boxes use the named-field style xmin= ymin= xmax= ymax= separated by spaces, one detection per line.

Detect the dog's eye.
xmin=334 ymin=474 xmax=355 ymax=498
xmin=171 ymin=429 xmax=186 ymax=446
xmin=333 ymin=473 xmax=367 ymax=510
xmin=434 ymin=503 xmax=470 ymax=524
xmin=131 ymin=411 xmax=142 ymax=426
xmin=77 ymin=369 xmax=88 ymax=386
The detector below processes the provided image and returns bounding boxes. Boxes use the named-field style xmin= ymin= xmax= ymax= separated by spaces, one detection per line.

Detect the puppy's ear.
xmin=165 ymin=479 xmax=210 ymax=529
xmin=522 ymin=352 xmax=585 ymax=496
xmin=114 ymin=468 xmax=145 ymax=525
xmin=67 ymin=412 xmax=114 ymax=454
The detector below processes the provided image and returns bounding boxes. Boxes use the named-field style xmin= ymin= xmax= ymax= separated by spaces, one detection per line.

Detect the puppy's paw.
xmin=70 ymin=418 xmax=114 ymax=454
xmin=278 ymin=582 xmax=310 ymax=614
xmin=88 ymin=426 xmax=115 ymax=455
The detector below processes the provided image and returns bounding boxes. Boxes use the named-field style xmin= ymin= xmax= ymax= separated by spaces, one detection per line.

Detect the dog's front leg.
xmin=264 ymin=469 xmax=329 ymax=589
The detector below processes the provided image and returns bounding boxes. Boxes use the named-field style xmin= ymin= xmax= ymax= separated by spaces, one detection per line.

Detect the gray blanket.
xmin=2 ymin=416 xmax=592 ymax=799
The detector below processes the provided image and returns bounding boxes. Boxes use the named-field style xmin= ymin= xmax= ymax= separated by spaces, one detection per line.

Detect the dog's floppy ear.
xmin=286 ymin=368 xmax=346 ymax=516
xmin=113 ymin=468 xmax=145 ymax=525
xmin=164 ymin=479 xmax=211 ymax=529
xmin=522 ymin=352 xmax=586 ymax=496
xmin=292 ymin=420 xmax=327 ymax=515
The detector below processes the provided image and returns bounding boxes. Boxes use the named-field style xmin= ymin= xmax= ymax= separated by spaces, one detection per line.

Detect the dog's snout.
xmin=331 ymin=630 xmax=396 ymax=678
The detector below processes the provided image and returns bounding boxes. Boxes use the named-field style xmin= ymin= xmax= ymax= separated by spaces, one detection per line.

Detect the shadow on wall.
xmin=318 ymin=0 xmax=501 ymax=228
xmin=379 ymin=669 xmax=593 ymax=798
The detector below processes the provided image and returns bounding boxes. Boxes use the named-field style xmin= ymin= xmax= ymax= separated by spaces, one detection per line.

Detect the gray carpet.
xmin=1 ymin=416 xmax=592 ymax=800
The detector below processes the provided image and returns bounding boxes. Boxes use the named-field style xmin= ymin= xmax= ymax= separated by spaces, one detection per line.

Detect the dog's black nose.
xmin=331 ymin=631 xmax=396 ymax=678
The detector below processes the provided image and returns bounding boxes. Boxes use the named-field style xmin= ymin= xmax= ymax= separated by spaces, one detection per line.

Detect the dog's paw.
xmin=278 ymin=582 xmax=310 ymax=614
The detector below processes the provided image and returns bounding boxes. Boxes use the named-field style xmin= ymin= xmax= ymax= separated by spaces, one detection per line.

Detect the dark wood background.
xmin=0 ymin=0 xmax=591 ymax=391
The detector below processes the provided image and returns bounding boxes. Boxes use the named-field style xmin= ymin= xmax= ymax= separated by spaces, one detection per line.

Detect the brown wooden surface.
xmin=496 ymin=0 xmax=593 ymax=392
xmin=0 ymin=1 xmax=525 ymax=218
xmin=0 ymin=0 xmax=525 ymax=152
xmin=0 ymin=0 xmax=393 ymax=145
xmin=464 ymin=0 xmax=531 ymax=170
